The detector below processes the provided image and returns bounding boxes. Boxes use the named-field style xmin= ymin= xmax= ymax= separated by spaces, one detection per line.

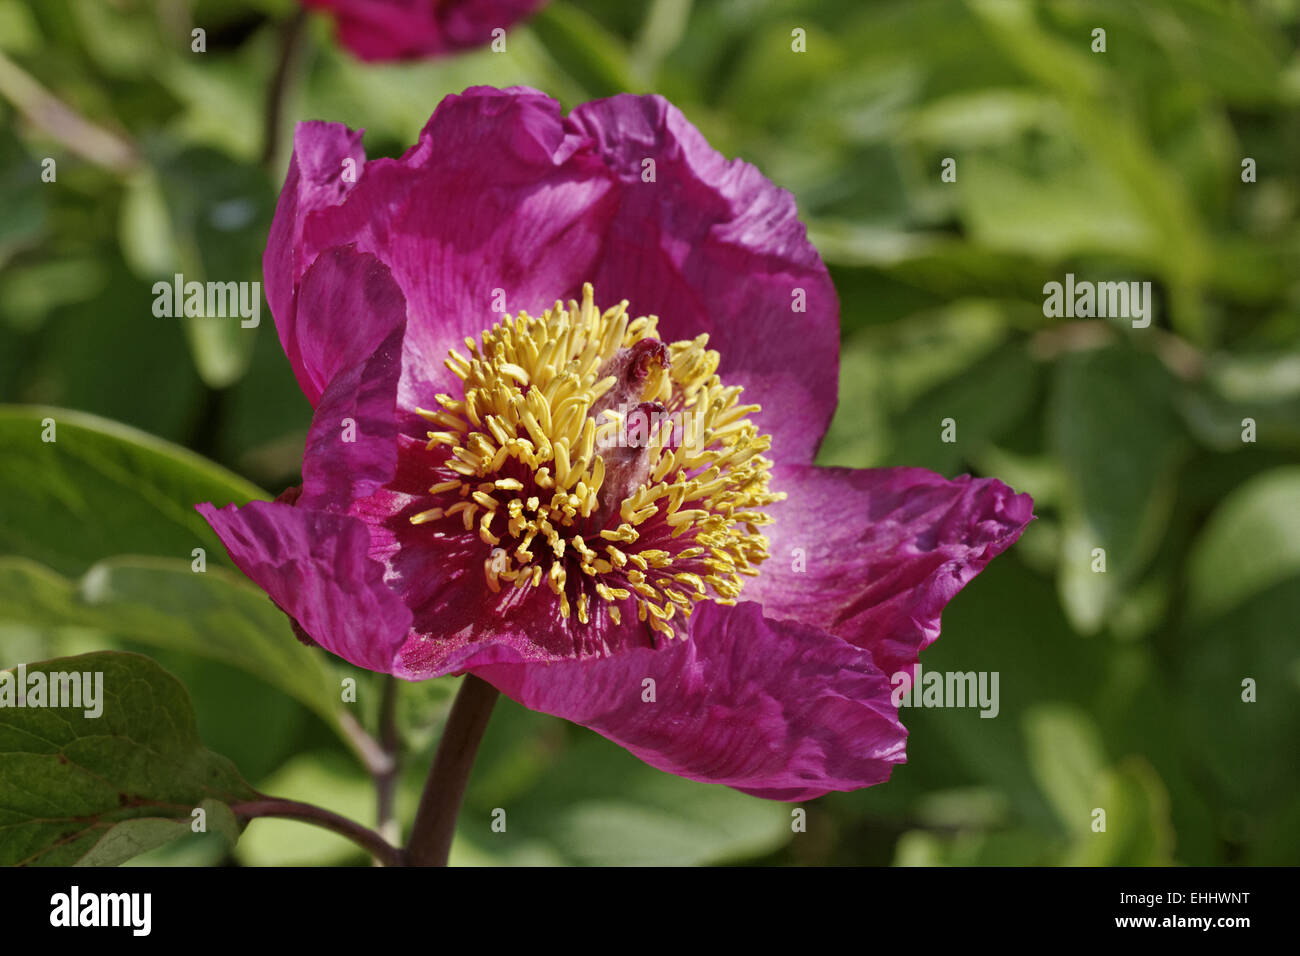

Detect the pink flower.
xmin=301 ymin=0 xmax=546 ymax=61
xmin=198 ymin=87 xmax=1032 ymax=800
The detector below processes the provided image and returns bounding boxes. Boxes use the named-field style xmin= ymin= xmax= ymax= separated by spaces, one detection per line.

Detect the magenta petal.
xmin=264 ymin=123 xmax=368 ymax=404
xmin=747 ymin=465 xmax=1034 ymax=678
xmin=292 ymin=247 xmax=409 ymax=515
xmin=196 ymin=500 xmax=412 ymax=673
xmin=303 ymin=0 xmax=545 ymax=62
xmin=474 ymin=601 xmax=907 ymax=800
xmin=295 ymin=88 xmax=617 ymax=408
xmin=298 ymin=329 xmax=406 ymax=515
xmin=290 ymin=245 xmax=408 ymax=407
xmin=570 ymin=94 xmax=841 ymax=464
xmin=276 ymin=90 xmax=836 ymax=462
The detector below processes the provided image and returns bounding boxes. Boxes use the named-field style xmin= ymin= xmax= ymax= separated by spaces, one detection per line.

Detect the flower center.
xmin=410 ymin=284 xmax=782 ymax=639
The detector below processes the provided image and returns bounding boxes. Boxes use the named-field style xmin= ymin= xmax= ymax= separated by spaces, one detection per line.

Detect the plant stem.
xmin=338 ymin=709 xmax=393 ymax=776
xmin=405 ymin=675 xmax=500 ymax=867
xmin=262 ymin=8 xmax=309 ymax=169
xmin=231 ymin=798 xmax=403 ymax=867
xmin=375 ymin=675 xmax=401 ymax=846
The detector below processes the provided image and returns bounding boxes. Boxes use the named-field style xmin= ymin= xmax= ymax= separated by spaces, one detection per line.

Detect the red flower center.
xmin=409 ymin=284 xmax=783 ymax=637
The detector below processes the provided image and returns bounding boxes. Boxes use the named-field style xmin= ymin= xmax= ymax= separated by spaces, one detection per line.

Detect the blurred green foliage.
xmin=1 ymin=0 xmax=1298 ymax=865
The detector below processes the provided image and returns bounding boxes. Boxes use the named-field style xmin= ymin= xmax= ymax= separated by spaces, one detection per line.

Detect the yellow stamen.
xmin=406 ymin=283 xmax=783 ymax=638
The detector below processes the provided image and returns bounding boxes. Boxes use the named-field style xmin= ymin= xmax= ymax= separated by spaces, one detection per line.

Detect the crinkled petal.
xmin=298 ymin=327 xmax=406 ymax=514
xmin=746 ymin=465 xmax=1034 ymax=678
xmin=270 ymin=89 xmax=836 ymax=461
xmin=196 ymin=500 xmax=413 ymax=674
xmin=303 ymin=0 xmax=545 ymax=62
xmin=473 ymin=601 xmax=907 ymax=800
xmin=568 ymin=93 xmax=840 ymax=463
xmin=289 ymin=244 xmax=408 ymax=409
xmin=265 ymin=123 xmax=368 ymax=404
xmin=293 ymin=87 xmax=617 ymax=421
xmin=290 ymin=247 xmax=408 ymax=514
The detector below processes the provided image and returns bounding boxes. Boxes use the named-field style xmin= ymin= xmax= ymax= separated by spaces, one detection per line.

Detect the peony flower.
xmin=198 ymin=87 xmax=1032 ymax=800
xmin=301 ymin=0 xmax=546 ymax=62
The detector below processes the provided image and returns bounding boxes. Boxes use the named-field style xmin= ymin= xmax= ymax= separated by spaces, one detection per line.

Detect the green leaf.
xmin=0 ymin=127 xmax=46 ymax=267
xmin=1179 ymin=351 xmax=1300 ymax=451
xmin=631 ymin=0 xmax=692 ymax=83
xmin=0 ymin=651 xmax=257 ymax=866
xmin=0 ymin=405 xmax=267 ymax=577
xmin=302 ymin=37 xmax=572 ymax=150
xmin=0 ymin=256 xmax=106 ymax=332
xmin=903 ymin=88 xmax=1053 ymax=149
xmin=0 ymin=1 xmax=41 ymax=56
xmin=146 ymin=653 xmax=310 ymax=786
xmin=1023 ymin=703 xmax=1107 ymax=837
xmin=119 ymin=171 xmax=180 ymax=278
xmin=1049 ymin=348 xmax=1187 ymax=633
xmin=719 ymin=20 xmax=849 ymax=128
xmin=957 ymin=150 xmax=1157 ymax=262
xmin=1024 ymin=705 xmax=1175 ymax=863
xmin=0 ymin=555 xmax=344 ymax=742
xmin=217 ymin=316 xmax=313 ymax=488
xmin=79 ymin=799 xmax=239 ymax=867
xmin=11 ymin=261 xmax=202 ymax=441
xmin=1180 ymin=575 xmax=1300 ymax=816
xmin=896 ymin=556 xmax=1103 ymax=830
xmin=1064 ymin=758 xmax=1175 ymax=866
xmin=529 ymin=4 xmax=644 ymax=98
xmin=147 ymin=145 xmax=275 ymax=387
xmin=67 ymin=0 xmax=163 ymax=78
xmin=882 ymin=340 xmax=1039 ymax=474
xmin=812 ymin=334 xmax=890 ymax=468
xmin=968 ymin=0 xmax=1213 ymax=340
xmin=819 ymin=314 xmax=1036 ymax=475
xmin=1186 ymin=467 xmax=1300 ymax=621
xmin=156 ymin=43 xmax=269 ymax=164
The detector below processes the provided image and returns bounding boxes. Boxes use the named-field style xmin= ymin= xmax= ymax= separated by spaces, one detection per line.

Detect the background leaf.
xmin=1049 ymin=347 xmax=1188 ymax=633
xmin=0 ymin=555 xmax=345 ymax=742
xmin=0 ymin=651 xmax=256 ymax=866
xmin=0 ymin=405 xmax=266 ymax=576
xmin=1185 ymin=467 xmax=1300 ymax=622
